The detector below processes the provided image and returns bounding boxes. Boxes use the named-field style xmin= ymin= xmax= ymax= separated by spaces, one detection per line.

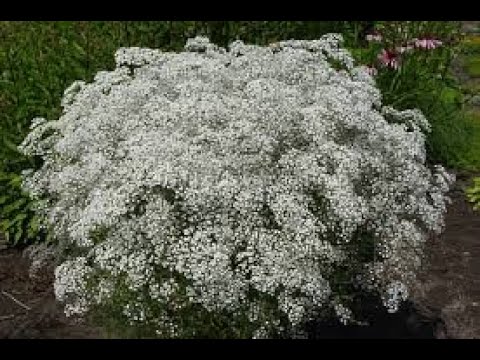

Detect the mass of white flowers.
xmin=19 ymin=34 xmax=455 ymax=338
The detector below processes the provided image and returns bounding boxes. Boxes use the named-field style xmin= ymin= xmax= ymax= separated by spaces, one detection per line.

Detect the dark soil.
xmin=409 ymin=171 xmax=480 ymax=339
xmin=0 ymin=248 xmax=104 ymax=339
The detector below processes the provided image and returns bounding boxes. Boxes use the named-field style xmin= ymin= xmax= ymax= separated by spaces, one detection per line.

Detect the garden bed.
xmin=1 ymin=171 xmax=478 ymax=339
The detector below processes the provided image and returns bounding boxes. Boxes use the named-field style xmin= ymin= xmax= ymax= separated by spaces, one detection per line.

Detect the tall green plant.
xmin=348 ymin=21 xmax=477 ymax=169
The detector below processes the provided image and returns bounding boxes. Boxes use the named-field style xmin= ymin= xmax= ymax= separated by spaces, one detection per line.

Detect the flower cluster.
xmin=378 ymin=49 xmax=401 ymax=70
xmin=365 ymin=28 xmax=444 ymax=72
xmin=19 ymin=35 xmax=454 ymax=338
xmin=412 ymin=38 xmax=443 ymax=50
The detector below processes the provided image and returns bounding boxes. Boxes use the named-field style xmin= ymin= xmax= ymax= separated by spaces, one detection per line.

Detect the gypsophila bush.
xmin=19 ymin=34 xmax=455 ymax=338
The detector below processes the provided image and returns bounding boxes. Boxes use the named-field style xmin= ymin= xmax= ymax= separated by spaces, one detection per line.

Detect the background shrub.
xmin=345 ymin=21 xmax=480 ymax=169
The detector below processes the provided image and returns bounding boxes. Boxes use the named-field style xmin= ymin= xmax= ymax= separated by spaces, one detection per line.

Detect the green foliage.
xmin=466 ymin=177 xmax=480 ymax=211
xmin=455 ymin=111 xmax=480 ymax=171
xmin=0 ymin=171 xmax=48 ymax=246
xmin=348 ymin=21 xmax=480 ymax=170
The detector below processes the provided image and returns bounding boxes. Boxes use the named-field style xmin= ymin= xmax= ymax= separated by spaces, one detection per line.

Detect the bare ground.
xmin=410 ymin=171 xmax=480 ymax=339
xmin=0 ymin=248 xmax=104 ymax=339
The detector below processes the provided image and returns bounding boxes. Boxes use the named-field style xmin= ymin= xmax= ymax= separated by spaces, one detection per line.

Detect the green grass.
xmin=456 ymin=35 xmax=480 ymax=171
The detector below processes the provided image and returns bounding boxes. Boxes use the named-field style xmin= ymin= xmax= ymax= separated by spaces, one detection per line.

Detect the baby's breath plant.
xmin=19 ymin=35 xmax=454 ymax=338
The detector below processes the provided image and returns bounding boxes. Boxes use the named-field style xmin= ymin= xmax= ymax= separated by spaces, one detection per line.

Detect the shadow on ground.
xmin=306 ymin=299 xmax=445 ymax=339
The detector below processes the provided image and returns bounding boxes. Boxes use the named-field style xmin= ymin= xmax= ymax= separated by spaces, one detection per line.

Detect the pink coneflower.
xmin=366 ymin=30 xmax=383 ymax=42
xmin=378 ymin=49 xmax=400 ymax=70
xmin=412 ymin=37 xmax=443 ymax=50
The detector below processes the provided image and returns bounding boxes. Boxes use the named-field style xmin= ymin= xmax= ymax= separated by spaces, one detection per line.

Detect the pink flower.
xmin=378 ymin=49 xmax=400 ymax=70
xmin=366 ymin=31 xmax=383 ymax=42
xmin=412 ymin=37 xmax=443 ymax=50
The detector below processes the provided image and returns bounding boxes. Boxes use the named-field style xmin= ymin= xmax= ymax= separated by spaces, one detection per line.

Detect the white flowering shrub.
xmin=19 ymin=35 xmax=455 ymax=338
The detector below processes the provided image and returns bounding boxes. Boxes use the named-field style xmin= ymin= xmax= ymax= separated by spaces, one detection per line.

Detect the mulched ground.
xmin=0 ymin=171 xmax=479 ymax=338
xmin=0 ymin=247 xmax=104 ymax=339
xmin=409 ymin=171 xmax=480 ymax=339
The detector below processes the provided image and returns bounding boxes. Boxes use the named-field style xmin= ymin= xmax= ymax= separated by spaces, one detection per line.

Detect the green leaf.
xmin=0 ymin=172 xmax=13 ymax=182
xmin=0 ymin=219 xmax=11 ymax=230
xmin=13 ymin=226 xmax=23 ymax=245
xmin=11 ymin=213 xmax=27 ymax=225
xmin=27 ymin=217 xmax=40 ymax=239
xmin=466 ymin=189 xmax=478 ymax=196
xmin=1 ymin=197 xmax=27 ymax=214
xmin=8 ymin=174 xmax=22 ymax=188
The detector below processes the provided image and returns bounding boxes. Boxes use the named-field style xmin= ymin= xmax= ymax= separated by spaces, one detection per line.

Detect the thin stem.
xmin=1 ymin=290 xmax=31 ymax=311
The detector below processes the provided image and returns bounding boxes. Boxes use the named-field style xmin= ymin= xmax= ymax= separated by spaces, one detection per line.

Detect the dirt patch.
xmin=0 ymin=248 xmax=105 ymax=339
xmin=410 ymin=170 xmax=480 ymax=339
